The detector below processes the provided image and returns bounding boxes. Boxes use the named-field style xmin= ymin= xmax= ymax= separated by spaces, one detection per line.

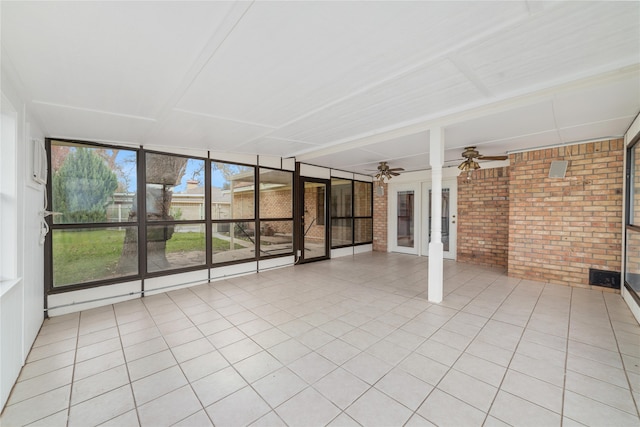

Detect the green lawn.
xmin=53 ymin=229 xmax=240 ymax=287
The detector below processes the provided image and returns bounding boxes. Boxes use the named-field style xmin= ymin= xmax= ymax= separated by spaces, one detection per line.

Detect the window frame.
xmin=46 ymin=139 xmax=142 ymax=293
xmin=257 ymin=167 xmax=294 ymax=260
xmin=330 ymin=178 xmax=373 ymax=249
xmin=143 ymin=149 xmax=210 ymax=277
xmin=625 ymin=136 xmax=640 ymax=306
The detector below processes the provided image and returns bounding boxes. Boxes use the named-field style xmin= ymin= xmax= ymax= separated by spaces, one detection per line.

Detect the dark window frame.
xmin=46 ymin=140 xmax=296 ymax=294
xmin=330 ymin=178 xmax=373 ymax=249
xmin=46 ymin=139 xmax=142 ymax=293
xmin=625 ymin=136 xmax=640 ymax=306
xmin=143 ymin=149 xmax=209 ymax=277
xmin=257 ymin=167 xmax=295 ymax=260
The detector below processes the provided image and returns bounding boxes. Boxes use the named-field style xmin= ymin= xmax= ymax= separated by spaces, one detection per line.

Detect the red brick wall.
xmin=457 ymin=167 xmax=510 ymax=268
xmin=260 ymin=187 xmax=292 ymax=218
xmin=508 ymin=139 xmax=624 ymax=288
xmin=373 ymin=183 xmax=388 ymax=251
xmin=303 ymin=186 xmax=325 ymax=241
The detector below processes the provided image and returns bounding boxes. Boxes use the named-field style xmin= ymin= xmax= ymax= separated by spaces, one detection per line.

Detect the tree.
xmin=52 ymin=148 xmax=118 ymax=223
xmin=117 ymin=154 xmax=188 ymax=273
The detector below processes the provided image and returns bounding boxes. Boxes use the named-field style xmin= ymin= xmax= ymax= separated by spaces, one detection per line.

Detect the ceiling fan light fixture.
xmin=372 ymin=161 xmax=404 ymax=184
xmin=458 ymin=159 xmax=480 ymax=171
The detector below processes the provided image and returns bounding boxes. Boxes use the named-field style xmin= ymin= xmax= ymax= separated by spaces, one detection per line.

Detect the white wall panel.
xmin=210 ymin=151 xmax=257 ymax=165
xmin=258 ymin=155 xmax=282 ymax=169
xmin=354 ymin=244 xmax=373 ymax=254
xmin=0 ymin=279 xmax=23 ymax=409
xmin=259 ymin=256 xmax=294 ymax=271
xmin=331 ymin=170 xmax=353 ymax=179
xmin=144 ymin=270 xmax=209 ymax=296
xmin=300 ymin=163 xmax=330 ymax=179
xmin=47 ymin=281 xmax=141 ymax=317
xmin=1 ymin=77 xmax=46 ymax=411
xmin=143 ymin=144 xmax=208 ymax=159
xmin=353 ymin=173 xmax=373 ymax=182
xmin=211 ymin=262 xmax=258 ymax=280
xmin=282 ymin=158 xmax=296 ymax=171
xmin=331 ymin=247 xmax=353 ymax=258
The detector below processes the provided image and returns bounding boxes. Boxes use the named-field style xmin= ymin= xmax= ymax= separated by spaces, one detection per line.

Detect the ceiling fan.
xmin=373 ymin=161 xmax=404 ymax=183
xmin=457 ymin=146 xmax=508 ymax=172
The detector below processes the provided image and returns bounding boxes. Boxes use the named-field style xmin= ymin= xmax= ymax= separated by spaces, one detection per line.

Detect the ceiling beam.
xmin=295 ymin=64 xmax=640 ymax=162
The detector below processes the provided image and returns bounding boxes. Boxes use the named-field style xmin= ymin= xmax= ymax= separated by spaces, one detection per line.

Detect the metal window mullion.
xmin=205 ymin=156 xmax=212 ymax=270
xmin=138 ymin=147 xmax=147 ymax=293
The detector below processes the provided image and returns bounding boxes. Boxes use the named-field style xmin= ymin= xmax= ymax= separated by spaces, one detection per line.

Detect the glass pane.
xmin=332 ymin=218 xmax=352 ymax=247
xmin=52 ymin=227 xmax=138 ymax=287
xmin=212 ymin=162 xmax=255 ymax=220
xmin=428 ymin=188 xmax=450 ymax=252
xmin=146 ymin=153 xmax=205 ymax=221
xmin=633 ymin=145 xmax=640 ymax=225
xmin=354 ymin=181 xmax=372 ymax=217
xmin=397 ymin=190 xmax=414 ymax=248
xmin=147 ymin=224 xmax=205 ymax=273
xmin=331 ymin=179 xmax=352 ymax=217
xmin=355 ymin=218 xmax=373 ymax=244
xmin=304 ymin=181 xmax=327 ymax=259
xmin=260 ymin=220 xmax=293 ymax=256
xmin=259 ymin=169 xmax=293 ymax=218
xmin=626 ymin=230 xmax=640 ymax=301
xmin=51 ymin=141 xmax=137 ymax=224
xmin=212 ymin=221 xmax=256 ymax=263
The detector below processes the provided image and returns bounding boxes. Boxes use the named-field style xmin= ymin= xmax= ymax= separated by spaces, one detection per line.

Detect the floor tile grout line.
xmin=360 ymin=272 xmax=523 ymax=426
xmin=166 ymin=285 xmax=302 ymax=425
xmin=112 ymin=303 xmax=145 ymax=427
xmin=479 ymin=279 xmax=549 ymax=426
xmin=55 ymin=305 xmax=149 ymax=426
xmin=602 ymin=290 xmax=640 ymax=419
xmin=7 ymin=255 xmax=638 ymax=427
xmin=137 ymin=294 xmax=212 ymax=427
xmin=405 ymin=272 xmax=519 ymax=418
xmin=63 ymin=309 xmax=82 ymax=427
xmin=195 ymin=265 xmax=428 ymax=425
xmin=563 ymin=291 xmax=640 ymax=420
xmin=560 ymin=285 xmax=574 ymax=427
xmin=0 ymin=313 xmax=79 ymax=421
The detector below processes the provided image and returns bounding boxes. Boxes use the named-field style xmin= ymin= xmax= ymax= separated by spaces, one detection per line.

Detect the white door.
xmin=422 ymin=179 xmax=457 ymax=259
xmin=389 ymin=184 xmax=419 ymax=255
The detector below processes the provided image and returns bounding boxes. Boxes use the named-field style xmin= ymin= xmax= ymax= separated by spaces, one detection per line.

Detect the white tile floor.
xmin=2 ymin=252 xmax=639 ymax=427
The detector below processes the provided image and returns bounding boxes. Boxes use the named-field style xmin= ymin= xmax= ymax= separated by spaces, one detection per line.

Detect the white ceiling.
xmin=2 ymin=1 xmax=639 ymax=176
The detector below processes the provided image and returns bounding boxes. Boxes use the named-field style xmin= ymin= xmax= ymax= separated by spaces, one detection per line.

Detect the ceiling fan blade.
xmin=389 ymin=171 xmax=401 ymax=176
xmin=388 ymin=167 xmax=404 ymax=171
xmin=478 ymin=155 xmax=508 ymax=160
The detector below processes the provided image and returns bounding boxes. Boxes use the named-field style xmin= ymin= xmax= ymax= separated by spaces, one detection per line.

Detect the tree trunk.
xmin=117 ymin=155 xmax=187 ymax=274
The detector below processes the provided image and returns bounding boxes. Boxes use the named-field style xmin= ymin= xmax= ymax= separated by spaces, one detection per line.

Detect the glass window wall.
xmin=625 ymin=142 xmax=640 ymax=304
xmin=258 ymin=168 xmax=293 ymax=257
xmin=211 ymin=161 xmax=254 ymax=220
xmin=49 ymin=140 xmax=139 ymax=287
xmin=146 ymin=152 xmax=207 ymax=274
xmin=331 ymin=178 xmax=372 ymax=248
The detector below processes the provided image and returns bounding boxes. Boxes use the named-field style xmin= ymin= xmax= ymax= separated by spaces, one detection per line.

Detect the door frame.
xmin=388 ymin=182 xmax=420 ymax=255
xmin=422 ymin=178 xmax=457 ymax=260
xmin=297 ymin=177 xmax=331 ymax=263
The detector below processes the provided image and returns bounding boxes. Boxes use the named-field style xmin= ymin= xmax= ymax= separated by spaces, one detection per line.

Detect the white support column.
xmin=428 ymin=127 xmax=444 ymax=303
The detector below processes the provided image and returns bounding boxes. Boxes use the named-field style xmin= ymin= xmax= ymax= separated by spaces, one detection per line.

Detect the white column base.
xmin=428 ymin=240 xmax=444 ymax=303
